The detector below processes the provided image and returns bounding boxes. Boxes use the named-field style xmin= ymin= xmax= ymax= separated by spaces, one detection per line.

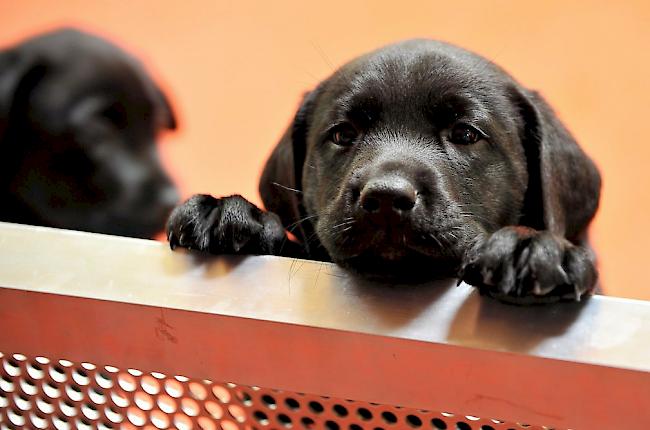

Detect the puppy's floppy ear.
xmin=259 ymin=89 xmax=320 ymax=247
xmin=514 ymin=86 xmax=601 ymax=240
xmin=152 ymin=84 xmax=177 ymax=131
xmin=0 ymin=50 xmax=46 ymax=139
xmin=129 ymin=55 xmax=177 ymax=131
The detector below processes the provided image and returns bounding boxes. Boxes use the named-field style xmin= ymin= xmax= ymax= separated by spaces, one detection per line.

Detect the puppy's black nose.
xmin=359 ymin=176 xmax=417 ymax=215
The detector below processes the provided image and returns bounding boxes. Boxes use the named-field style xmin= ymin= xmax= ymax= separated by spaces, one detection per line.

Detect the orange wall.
xmin=1 ymin=1 xmax=648 ymax=300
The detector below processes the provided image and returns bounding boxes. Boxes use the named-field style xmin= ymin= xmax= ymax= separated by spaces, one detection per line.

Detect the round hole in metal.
xmin=36 ymin=398 xmax=54 ymax=414
xmin=0 ymin=375 xmax=15 ymax=392
xmin=118 ymin=373 xmax=137 ymax=392
xmin=59 ymin=400 xmax=77 ymax=417
xmin=189 ymin=382 xmax=208 ymax=400
xmin=150 ymin=409 xmax=170 ymax=429
xmin=76 ymin=418 xmax=93 ymax=430
xmin=333 ymin=404 xmax=349 ymax=417
xmin=19 ymin=379 xmax=38 ymax=396
xmin=95 ymin=372 xmax=113 ymax=389
xmin=406 ymin=414 xmax=423 ymax=427
xmin=181 ymin=397 xmax=200 ymax=416
xmin=301 ymin=417 xmax=316 ymax=429
xmin=110 ymin=390 xmax=129 ymax=408
xmin=14 ymin=393 xmax=31 ymax=411
xmin=52 ymin=414 xmax=70 ymax=430
xmin=309 ymin=400 xmax=324 ymax=413
xmin=325 ymin=421 xmax=340 ymax=430
xmin=164 ymin=379 xmax=184 ymax=398
xmin=82 ymin=403 xmax=100 ymax=420
xmin=127 ymin=368 xmax=143 ymax=377
xmin=141 ymin=375 xmax=160 ymax=395
xmin=205 ymin=400 xmax=224 ymax=419
xmin=29 ymin=411 xmax=49 ymax=429
xmin=104 ymin=406 xmax=123 ymax=424
xmin=27 ymin=363 xmax=44 ymax=380
xmin=253 ymin=410 xmax=269 ymax=425
xmin=235 ymin=389 xmax=252 ymax=406
xmin=49 ymin=366 xmax=66 ymax=383
xmin=173 ymin=413 xmax=193 ymax=430
xmin=64 ymin=385 xmax=83 ymax=402
xmin=357 ymin=407 xmax=373 ymax=421
xmin=134 ymin=391 xmax=154 ymax=411
xmin=198 ymin=416 xmax=217 ymax=430
xmin=157 ymin=394 xmax=177 ymax=414
xmin=220 ymin=420 xmax=239 ymax=430
xmin=72 ymin=371 xmax=90 ymax=387
xmin=43 ymin=381 xmax=61 ymax=399
xmin=262 ymin=394 xmax=277 ymax=409
xmin=88 ymin=388 xmax=106 ymax=405
xmin=382 ymin=411 xmax=397 ymax=424
xmin=228 ymin=404 xmax=246 ymax=422
xmin=127 ymin=407 xmax=147 ymax=427
xmin=211 ymin=385 xmax=231 ymax=403
xmin=285 ymin=397 xmax=300 ymax=410
xmin=432 ymin=418 xmax=448 ymax=429
xmin=278 ymin=413 xmax=293 ymax=427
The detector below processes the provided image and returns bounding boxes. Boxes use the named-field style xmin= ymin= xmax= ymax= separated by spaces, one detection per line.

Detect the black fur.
xmin=0 ymin=28 xmax=178 ymax=238
xmin=168 ymin=39 xmax=601 ymax=304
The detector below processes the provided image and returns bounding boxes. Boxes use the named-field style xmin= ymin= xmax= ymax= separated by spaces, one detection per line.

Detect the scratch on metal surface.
xmin=155 ymin=308 xmax=178 ymax=344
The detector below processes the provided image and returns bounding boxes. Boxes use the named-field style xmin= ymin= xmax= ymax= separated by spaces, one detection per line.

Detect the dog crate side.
xmin=0 ymin=222 xmax=649 ymax=429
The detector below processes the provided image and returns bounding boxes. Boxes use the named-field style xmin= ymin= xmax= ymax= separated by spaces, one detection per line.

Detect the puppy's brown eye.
xmin=330 ymin=124 xmax=358 ymax=146
xmin=449 ymin=124 xmax=483 ymax=145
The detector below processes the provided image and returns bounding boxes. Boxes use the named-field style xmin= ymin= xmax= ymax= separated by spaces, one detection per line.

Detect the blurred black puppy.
xmin=0 ymin=28 xmax=178 ymax=238
xmin=168 ymin=40 xmax=601 ymax=304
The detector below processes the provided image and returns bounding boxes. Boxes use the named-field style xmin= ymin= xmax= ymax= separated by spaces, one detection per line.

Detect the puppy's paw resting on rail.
xmin=460 ymin=226 xmax=597 ymax=304
xmin=166 ymin=194 xmax=288 ymax=255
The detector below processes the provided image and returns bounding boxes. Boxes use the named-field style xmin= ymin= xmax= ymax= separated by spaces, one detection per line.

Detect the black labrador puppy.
xmin=168 ymin=40 xmax=601 ymax=304
xmin=0 ymin=28 xmax=178 ymax=238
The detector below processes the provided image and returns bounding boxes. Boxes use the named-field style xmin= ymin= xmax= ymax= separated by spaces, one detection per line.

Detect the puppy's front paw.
xmin=166 ymin=194 xmax=287 ymax=255
xmin=460 ymin=226 xmax=597 ymax=304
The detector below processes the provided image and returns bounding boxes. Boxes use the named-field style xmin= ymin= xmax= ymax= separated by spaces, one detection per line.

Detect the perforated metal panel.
xmin=0 ymin=351 xmax=558 ymax=430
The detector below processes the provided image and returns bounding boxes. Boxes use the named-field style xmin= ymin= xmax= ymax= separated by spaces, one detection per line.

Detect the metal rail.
xmin=0 ymin=221 xmax=649 ymax=429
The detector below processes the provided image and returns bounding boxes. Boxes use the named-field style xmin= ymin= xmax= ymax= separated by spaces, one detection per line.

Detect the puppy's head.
xmin=0 ymin=28 xmax=178 ymax=238
xmin=261 ymin=40 xmax=600 ymax=279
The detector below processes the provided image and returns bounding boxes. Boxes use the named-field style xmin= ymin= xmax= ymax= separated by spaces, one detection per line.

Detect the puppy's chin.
xmin=334 ymin=251 xmax=459 ymax=283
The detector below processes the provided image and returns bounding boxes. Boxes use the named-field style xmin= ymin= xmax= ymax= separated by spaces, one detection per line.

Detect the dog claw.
xmin=557 ymin=264 xmax=570 ymax=285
